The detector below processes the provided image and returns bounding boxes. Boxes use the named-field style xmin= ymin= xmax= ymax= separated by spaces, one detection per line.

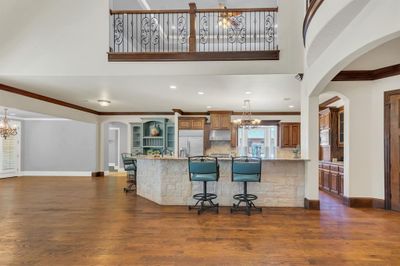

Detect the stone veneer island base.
xmin=136 ymin=158 xmax=306 ymax=207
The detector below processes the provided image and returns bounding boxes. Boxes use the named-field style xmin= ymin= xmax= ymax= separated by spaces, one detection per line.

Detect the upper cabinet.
xmin=319 ymin=110 xmax=330 ymax=130
xmin=231 ymin=123 xmax=238 ymax=148
xmin=178 ymin=117 xmax=206 ymax=130
xmin=210 ymin=112 xmax=232 ymax=130
xmin=338 ymin=109 xmax=344 ymax=147
xmin=319 ymin=108 xmax=344 ymax=161
xmin=280 ymin=123 xmax=301 ymax=148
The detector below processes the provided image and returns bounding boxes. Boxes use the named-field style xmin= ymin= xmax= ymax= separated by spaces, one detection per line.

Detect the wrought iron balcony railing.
xmin=109 ymin=3 xmax=279 ymax=61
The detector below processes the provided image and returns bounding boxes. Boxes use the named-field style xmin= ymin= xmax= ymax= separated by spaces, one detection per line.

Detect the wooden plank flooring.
xmin=1 ymin=176 xmax=400 ymax=265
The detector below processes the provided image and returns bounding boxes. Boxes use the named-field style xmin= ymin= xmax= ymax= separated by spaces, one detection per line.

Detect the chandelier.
xmin=0 ymin=109 xmax=17 ymax=139
xmin=217 ymin=4 xmax=241 ymax=29
xmin=233 ymin=100 xmax=261 ymax=128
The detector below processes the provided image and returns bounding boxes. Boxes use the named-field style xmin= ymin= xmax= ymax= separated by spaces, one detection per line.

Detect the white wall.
xmin=0 ymin=0 xmax=304 ymax=77
xmin=325 ymin=75 xmax=400 ymax=199
xmin=304 ymin=0 xmax=400 ymax=97
xmin=21 ymin=120 xmax=97 ymax=174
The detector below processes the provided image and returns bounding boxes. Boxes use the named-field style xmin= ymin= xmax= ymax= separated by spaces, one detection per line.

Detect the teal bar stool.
xmin=231 ymin=157 xmax=262 ymax=215
xmin=121 ymin=153 xmax=137 ymax=193
xmin=188 ymin=156 xmax=220 ymax=215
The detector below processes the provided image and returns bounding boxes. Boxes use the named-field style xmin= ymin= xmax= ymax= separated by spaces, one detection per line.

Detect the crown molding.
xmin=333 ymin=64 xmax=400 ymax=81
xmin=1 ymin=83 xmax=301 ymax=116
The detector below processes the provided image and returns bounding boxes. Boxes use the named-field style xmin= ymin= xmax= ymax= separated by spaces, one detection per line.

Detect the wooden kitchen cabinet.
xmin=210 ymin=112 xmax=231 ymax=130
xmin=280 ymin=123 xmax=300 ymax=148
xmin=231 ymin=123 xmax=238 ymax=148
xmin=319 ymin=162 xmax=344 ymax=198
xmin=178 ymin=117 xmax=206 ymax=130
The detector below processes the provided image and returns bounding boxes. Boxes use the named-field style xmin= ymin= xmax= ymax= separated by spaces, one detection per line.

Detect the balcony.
xmin=108 ymin=3 xmax=279 ymax=62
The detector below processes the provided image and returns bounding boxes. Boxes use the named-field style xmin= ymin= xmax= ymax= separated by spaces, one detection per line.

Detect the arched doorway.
xmin=317 ymin=92 xmax=349 ymax=209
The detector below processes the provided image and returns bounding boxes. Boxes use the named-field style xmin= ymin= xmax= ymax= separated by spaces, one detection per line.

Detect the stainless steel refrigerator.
xmin=178 ymin=130 xmax=204 ymax=157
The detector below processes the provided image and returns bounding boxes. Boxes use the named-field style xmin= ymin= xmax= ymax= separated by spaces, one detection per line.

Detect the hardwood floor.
xmin=1 ymin=176 xmax=400 ymax=265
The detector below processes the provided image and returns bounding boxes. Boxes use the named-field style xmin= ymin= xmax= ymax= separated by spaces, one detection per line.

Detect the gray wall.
xmin=21 ymin=120 xmax=96 ymax=171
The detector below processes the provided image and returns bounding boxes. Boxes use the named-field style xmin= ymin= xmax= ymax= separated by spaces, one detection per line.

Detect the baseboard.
xmin=21 ymin=171 xmax=92 ymax=177
xmin=91 ymin=171 xmax=105 ymax=177
xmin=343 ymin=197 xmax=385 ymax=208
xmin=304 ymin=198 xmax=320 ymax=210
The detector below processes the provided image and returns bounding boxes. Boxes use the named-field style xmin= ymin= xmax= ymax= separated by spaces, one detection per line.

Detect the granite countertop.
xmin=137 ymin=156 xmax=309 ymax=161
xmin=320 ymin=160 xmax=344 ymax=165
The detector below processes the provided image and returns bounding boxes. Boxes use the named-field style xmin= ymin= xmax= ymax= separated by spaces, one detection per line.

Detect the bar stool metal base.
xmin=231 ymin=182 xmax=262 ymax=216
xmin=123 ymin=181 xmax=136 ymax=193
xmin=123 ymin=172 xmax=136 ymax=193
xmin=188 ymin=181 xmax=219 ymax=215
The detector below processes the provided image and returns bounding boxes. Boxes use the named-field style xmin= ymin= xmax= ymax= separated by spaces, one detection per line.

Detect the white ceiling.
xmin=0 ymin=106 xmax=55 ymax=119
xmin=111 ymin=0 xmax=278 ymax=10
xmin=0 ymin=74 xmax=301 ymax=112
xmin=344 ymin=36 xmax=400 ymax=70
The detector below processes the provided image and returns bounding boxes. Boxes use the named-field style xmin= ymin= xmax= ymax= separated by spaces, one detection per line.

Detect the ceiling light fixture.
xmin=245 ymin=91 xmax=252 ymax=95
xmin=233 ymin=100 xmax=261 ymax=128
xmin=169 ymin=85 xmax=177 ymax=90
xmin=97 ymin=100 xmax=111 ymax=107
xmin=198 ymin=91 xmax=205 ymax=95
xmin=217 ymin=4 xmax=241 ymax=29
xmin=206 ymin=106 xmax=212 ymax=109
xmin=289 ymin=105 xmax=295 ymax=108
xmin=0 ymin=108 xmax=18 ymax=140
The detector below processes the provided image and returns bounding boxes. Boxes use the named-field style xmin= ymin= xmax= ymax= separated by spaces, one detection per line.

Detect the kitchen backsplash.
xmin=205 ymin=141 xmax=235 ymax=155
xmin=206 ymin=141 xmax=296 ymax=159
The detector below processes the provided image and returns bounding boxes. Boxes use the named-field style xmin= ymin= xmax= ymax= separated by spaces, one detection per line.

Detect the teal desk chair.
xmin=121 ymin=153 xmax=137 ymax=193
xmin=231 ymin=157 xmax=262 ymax=215
xmin=188 ymin=156 xmax=220 ymax=215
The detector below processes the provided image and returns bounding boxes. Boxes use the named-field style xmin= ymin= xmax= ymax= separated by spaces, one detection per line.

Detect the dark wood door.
xmin=390 ymin=94 xmax=400 ymax=211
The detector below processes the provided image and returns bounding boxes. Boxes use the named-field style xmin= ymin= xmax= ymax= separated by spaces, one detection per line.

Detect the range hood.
xmin=209 ymin=130 xmax=231 ymax=141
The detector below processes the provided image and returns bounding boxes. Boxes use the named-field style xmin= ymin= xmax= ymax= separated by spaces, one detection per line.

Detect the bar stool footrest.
xmin=189 ymin=193 xmax=219 ymax=214
xmin=231 ymin=193 xmax=262 ymax=216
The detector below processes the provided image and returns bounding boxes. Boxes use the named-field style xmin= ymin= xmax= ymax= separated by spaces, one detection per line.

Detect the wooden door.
xmin=390 ymin=94 xmax=400 ymax=211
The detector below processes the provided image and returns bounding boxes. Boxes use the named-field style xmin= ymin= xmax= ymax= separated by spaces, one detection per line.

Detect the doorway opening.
xmin=318 ymin=93 xmax=346 ymax=209
xmin=384 ymin=89 xmax=400 ymax=211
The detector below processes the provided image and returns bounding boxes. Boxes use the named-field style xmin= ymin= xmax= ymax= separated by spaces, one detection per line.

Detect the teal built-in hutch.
xmin=131 ymin=118 xmax=175 ymax=155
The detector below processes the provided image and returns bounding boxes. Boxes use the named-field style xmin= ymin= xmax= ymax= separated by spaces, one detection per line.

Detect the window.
xmin=238 ymin=126 xmax=278 ymax=158
xmin=0 ymin=121 xmax=20 ymax=177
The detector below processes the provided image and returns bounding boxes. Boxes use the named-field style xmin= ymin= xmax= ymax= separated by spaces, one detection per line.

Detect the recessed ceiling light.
xmin=169 ymin=85 xmax=177 ymax=90
xmin=245 ymin=91 xmax=252 ymax=95
xmin=206 ymin=106 xmax=212 ymax=109
xmin=198 ymin=91 xmax=205 ymax=95
xmin=284 ymin=98 xmax=291 ymax=101
xmin=289 ymin=105 xmax=295 ymax=108
xmin=98 ymin=100 xmax=111 ymax=107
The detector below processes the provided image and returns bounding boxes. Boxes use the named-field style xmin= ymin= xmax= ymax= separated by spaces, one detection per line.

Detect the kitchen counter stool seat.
xmin=231 ymin=157 xmax=262 ymax=216
xmin=188 ymin=156 xmax=219 ymax=215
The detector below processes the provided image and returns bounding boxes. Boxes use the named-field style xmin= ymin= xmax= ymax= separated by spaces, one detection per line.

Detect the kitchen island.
xmin=136 ymin=157 xmax=307 ymax=207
